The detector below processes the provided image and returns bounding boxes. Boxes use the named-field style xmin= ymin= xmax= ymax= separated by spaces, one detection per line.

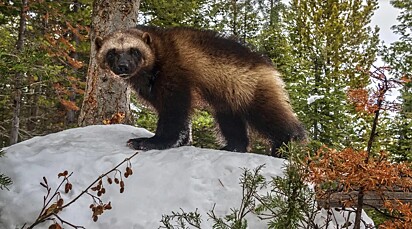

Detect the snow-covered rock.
xmin=0 ymin=125 xmax=373 ymax=228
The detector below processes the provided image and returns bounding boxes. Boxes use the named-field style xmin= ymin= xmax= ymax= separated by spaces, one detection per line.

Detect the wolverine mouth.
xmin=116 ymin=73 xmax=133 ymax=80
xmin=118 ymin=73 xmax=130 ymax=78
xmin=109 ymin=71 xmax=132 ymax=79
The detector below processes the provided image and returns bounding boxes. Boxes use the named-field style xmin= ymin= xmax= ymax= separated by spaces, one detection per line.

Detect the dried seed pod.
xmin=120 ymin=180 xmax=125 ymax=188
xmin=49 ymin=223 xmax=62 ymax=229
xmin=120 ymin=187 xmax=124 ymax=193
xmin=57 ymin=198 xmax=64 ymax=207
xmin=89 ymin=204 xmax=95 ymax=209
xmin=97 ymin=191 xmax=102 ymax=197
xmin=91 ymin=186 xmax=98 ymax=191
xmin=124 ymin=172 xmax=129 ymax=178
xmin=58 ymin=170 xmax=68 ymax=178
xmin=114 ymin=178 xmax=120 ymax=184
xmin=104 ymin=202 xmax=112 ymax=210
xmin=93 ymin=215 xmax=98 ymax=222
xmin=107 ymin=177 xmax=113 ymax=184
xmin=96 ymin=205 xmax=104 ymax=215
xmin=64 ymin=183 xmax=71 ymax=193
xmin=101 ymin=188 xmax=106 ymax=194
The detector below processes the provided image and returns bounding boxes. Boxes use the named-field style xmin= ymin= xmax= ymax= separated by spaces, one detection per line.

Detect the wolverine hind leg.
xmin=247 ymin=89 xmax=306 ymax=157
xmin=215 ymin=111 xmax=248 ymax=152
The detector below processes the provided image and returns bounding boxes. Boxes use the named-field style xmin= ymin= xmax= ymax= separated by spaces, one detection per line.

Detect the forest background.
xmin=1 ymin=0 xmax=410 ymax=157
xmin=1 ymin=0 xmax=412 ymax=228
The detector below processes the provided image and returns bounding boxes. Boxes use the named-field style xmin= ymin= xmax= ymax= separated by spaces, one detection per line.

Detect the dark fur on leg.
xmin=127 ymin=126 xmax=191 ymax=150
xmin=128 ymin=88 xmax=192 ymax=150
xmin=216 ymin=112 xmax=248 ymax=152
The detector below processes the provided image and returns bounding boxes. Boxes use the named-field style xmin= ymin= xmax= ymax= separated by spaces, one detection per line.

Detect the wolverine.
xmin=95 ymin=25 xmax=306 ymax=157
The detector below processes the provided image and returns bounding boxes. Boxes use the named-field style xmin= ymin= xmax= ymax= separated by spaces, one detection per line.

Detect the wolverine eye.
xmin=130 ymin=48 xmax=141 ymax=59
xmin=106 ymin=49 xmax=116 ymax=61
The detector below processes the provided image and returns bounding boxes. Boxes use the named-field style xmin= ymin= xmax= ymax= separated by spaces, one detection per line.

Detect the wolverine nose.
xmin=117 ymin=63 xmax=129 ymax=74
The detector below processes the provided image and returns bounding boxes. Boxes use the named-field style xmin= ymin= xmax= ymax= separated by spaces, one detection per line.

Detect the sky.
xmin=0 ymin=125 xmax=374 ymax=229
xmin=372 ymin=0 xmax=401 ymax=44
xmin=371 ymin=0 xmax=402 ymax=99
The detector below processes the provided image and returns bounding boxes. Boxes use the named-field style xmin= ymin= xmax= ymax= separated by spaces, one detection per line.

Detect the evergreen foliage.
xmin=0 ymin=0 xmax=91 ymax=147
xmin=381 ymin=0 xmax=412 ymax=161
xmin=256 ymin=144 xmax=318 ymax=229
xmin=284 ymin=0 xmax=380 ymax=150
xmin=0 ymin=150 xmax=12 ymax=190
xmin=160 ymin=144 xmax=319 ymax=229
xmin=139 ymin=0 xmax=208 ymax=27
xmin=160 ymin=209 xmax=202 ymax=229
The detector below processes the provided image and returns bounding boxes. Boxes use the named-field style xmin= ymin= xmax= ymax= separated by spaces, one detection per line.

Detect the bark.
xmin=67 ymin=0 xmax=80 ymax=125
xmin=354 ymin=73 xmax=388 ymax=229
xmin=9 ymin=0 xmax=28 ymax=145
xmin=78 ymin=0 xmax=140 ymax=126
xmin=353 ymin=187 xmax=365 ymax=229
xmin=231 ymin=0 xmax=238 ymax=36
xmin=27 ymin=78 xmax=40 ymax=132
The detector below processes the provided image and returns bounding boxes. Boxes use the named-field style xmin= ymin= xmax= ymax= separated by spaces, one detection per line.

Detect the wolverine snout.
xmin=111 ymin=58 xmax=137 ymax=77
xmin=116 ymin=63 xmax=130 ymax=75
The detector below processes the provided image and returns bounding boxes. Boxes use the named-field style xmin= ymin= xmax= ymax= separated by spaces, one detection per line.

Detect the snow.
xmin=307 ymin=95 xmax=325 ymax=105
xmin=0 ymin=125 xmax=374 ymax=228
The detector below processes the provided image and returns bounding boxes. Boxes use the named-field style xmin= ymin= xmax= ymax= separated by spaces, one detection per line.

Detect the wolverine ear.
xmin=142 ymin=32 xmax=152 ymax=45
xmin=95 ymin=36 xmax=104 ymax=51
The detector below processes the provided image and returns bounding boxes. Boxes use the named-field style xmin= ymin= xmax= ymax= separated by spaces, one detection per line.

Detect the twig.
xmin=25 ymin=150 xmax=140 ymax=229
xmin=254 ymin=193 xmax=279 ymax=217
xmin=52 ymin=213 xmax=86 ymax=229
xmin=355 ymin=66 xmax=392 ymax=229
xmin=363 ymin=203 xmax=404 ymax=221
xmin=28 ymin=173 xmax=73 ymax=228
xmin=61 ymin=151 xmax=139 ymax=210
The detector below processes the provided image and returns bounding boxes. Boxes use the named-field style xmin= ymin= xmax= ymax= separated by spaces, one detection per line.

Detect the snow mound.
xmin=0 ymin=125 xmax=373 ymax=228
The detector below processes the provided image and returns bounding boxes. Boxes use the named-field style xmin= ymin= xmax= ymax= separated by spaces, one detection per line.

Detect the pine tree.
xmin=0 ymin=150 xmax=12 ymax=190
xmin=382 ymin=0 xmax=412 ymax=161
xmin=139 ymin=0 xmax=208 ymax=27
xmin=256 ymin=0 xmax=291 ymax=75
xmin=0 ymin=1 xmax=92 ymax=147
xmin=9 ymin=0 xmax=28 ymax=145
xmin=284 ymin=0 xmax=380 ymax=150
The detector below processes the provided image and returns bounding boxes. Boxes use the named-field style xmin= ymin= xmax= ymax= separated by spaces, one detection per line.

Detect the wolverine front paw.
xmin=220 ymin=144 xmax=247 ymax=153
xmin=127 ymin=137 xmax=155 ymax=150
xmin=127 ymin=137 xmax=175 ymax=150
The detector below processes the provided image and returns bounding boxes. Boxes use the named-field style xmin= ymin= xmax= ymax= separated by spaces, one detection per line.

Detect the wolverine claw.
xmin=127 ymin=137 xmax=174 ymax=151
xmin=127 ymin=138 xmax=150 ymax=150
xmin=220 ymin=145 xmax=247 ymax=153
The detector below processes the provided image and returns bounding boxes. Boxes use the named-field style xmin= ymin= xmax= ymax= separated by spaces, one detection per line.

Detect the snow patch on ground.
xmin=0 ymin=125 xmax=373 ymax=228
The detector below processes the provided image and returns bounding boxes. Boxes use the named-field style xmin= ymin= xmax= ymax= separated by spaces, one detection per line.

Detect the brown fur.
xmin=95 ymin=26 xmax=306 ymax=156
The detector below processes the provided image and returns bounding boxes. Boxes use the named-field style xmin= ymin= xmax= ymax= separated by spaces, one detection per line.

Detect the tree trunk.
xmin=78 ymin=0 xmax=140 ymax=126
xmin=9 ymin=0 xmax=28 ymax=145
xmin=231 ymin=0 xmax=238 ymax=36
xmin=67 ymin=0 xmax=80 ymax=126
xmin=27 ymin=77 xmax=40 ymax=132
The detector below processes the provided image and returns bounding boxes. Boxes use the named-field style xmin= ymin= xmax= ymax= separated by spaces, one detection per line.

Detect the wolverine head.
xmin=95 ymin=29 xmax=155 ymax=79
